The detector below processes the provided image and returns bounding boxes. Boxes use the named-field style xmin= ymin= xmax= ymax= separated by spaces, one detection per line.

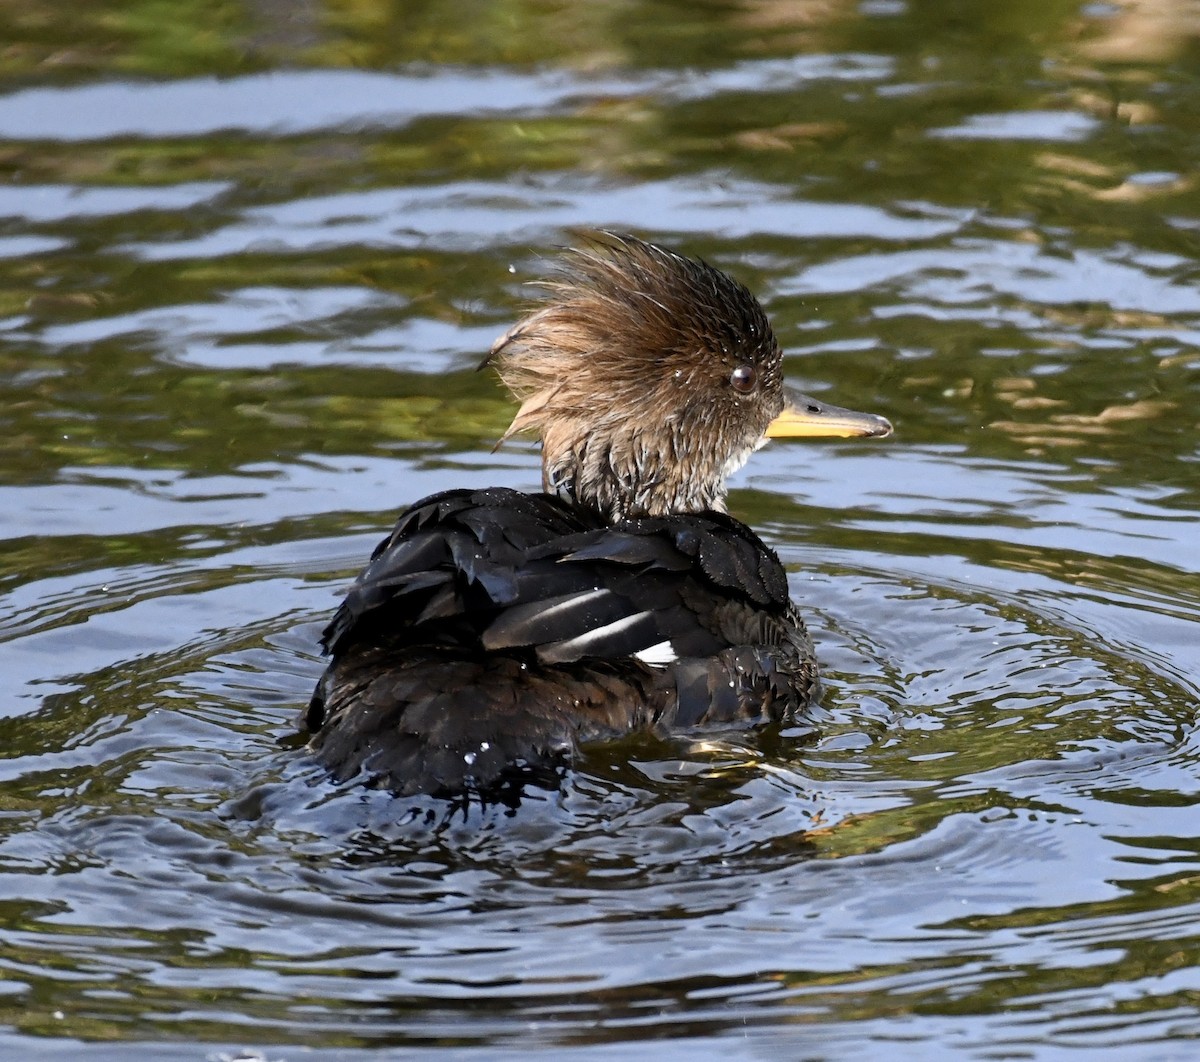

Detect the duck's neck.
xmin=540 ymin=424 xmax=743 ymax=523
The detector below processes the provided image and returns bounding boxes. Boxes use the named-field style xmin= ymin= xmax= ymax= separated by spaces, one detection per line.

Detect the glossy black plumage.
xmin=302 ymin=234 xmax=890 ymax=798
xmin=306 ymin=487 xmax=816 ymax=796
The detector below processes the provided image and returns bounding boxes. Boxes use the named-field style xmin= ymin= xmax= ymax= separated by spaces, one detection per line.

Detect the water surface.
xmin=2 ymin=2 xmax=1199 ymax=1059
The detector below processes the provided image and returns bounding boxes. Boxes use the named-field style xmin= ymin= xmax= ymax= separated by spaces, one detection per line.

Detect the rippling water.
xmin=2 ymin=2 xmax=1199 ymax=1059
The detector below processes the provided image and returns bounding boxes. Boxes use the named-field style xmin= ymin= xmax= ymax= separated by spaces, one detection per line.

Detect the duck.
xmin=303 ymin=234 xmax=892 ymax=799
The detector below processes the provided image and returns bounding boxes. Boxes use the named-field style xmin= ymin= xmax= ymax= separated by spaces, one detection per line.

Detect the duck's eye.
xmin=730 ymin=364 xmax=757 ymax=394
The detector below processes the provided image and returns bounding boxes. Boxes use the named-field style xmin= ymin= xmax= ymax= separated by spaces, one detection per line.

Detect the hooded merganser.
xmin=303 ymin=234 xmax=891 ymax=798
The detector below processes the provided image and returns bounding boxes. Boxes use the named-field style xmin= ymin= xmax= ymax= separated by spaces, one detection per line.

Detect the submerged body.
xmin=304 ymin=235 xmax=891 ymax=797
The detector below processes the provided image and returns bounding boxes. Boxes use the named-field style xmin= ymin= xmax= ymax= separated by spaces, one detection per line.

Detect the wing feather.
xmin=320 ymin=487 xmax=794 ymax=667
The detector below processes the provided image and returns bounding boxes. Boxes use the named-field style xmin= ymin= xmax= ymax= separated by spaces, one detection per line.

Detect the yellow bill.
xmin=766 ymin=388 xmax=893 ymax=440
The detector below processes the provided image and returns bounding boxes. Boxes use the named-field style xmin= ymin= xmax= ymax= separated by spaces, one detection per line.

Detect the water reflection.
xmin=1 ymin=0 xmax=1199 ymax=1057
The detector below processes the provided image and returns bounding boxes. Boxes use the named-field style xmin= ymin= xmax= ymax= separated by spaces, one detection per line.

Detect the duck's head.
xmin=488 ymin=234 xmax=892 ymax=522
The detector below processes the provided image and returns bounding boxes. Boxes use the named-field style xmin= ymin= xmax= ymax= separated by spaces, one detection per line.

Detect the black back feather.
xmin=305 ymin=487 xmax=817 ymax=797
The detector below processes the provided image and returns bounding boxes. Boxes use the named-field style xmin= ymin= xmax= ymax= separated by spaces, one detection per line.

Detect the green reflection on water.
xmin=1 ymin=0 xmax=1199 ymax=1056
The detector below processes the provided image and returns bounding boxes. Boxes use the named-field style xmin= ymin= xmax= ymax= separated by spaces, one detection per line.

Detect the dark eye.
xmin=730 ymin=364 xmax=757 ymax=394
